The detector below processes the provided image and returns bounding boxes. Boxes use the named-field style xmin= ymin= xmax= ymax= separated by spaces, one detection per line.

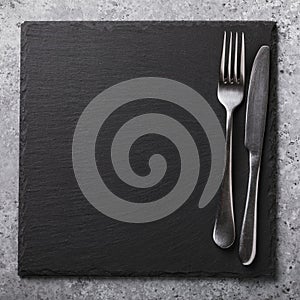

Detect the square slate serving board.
xmin=19 ymin=21 xmax=276 ymax=277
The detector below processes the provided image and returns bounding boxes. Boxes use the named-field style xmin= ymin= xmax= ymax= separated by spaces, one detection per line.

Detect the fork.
xmin=213 ymin=31 xmax=245 ymax=249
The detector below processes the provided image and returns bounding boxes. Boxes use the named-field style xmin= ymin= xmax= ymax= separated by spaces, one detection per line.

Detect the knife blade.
xmin=245 ymin=46 xmax=270 ymax=154
xmin=239 ymin=45 xmax=270 ymax=266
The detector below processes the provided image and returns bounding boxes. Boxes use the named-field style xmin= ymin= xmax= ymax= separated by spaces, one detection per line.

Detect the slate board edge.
xmin=265 ymin=23 xmax=278 ymax=279
xmin=18 ymin=21 xmax=29 ymax=277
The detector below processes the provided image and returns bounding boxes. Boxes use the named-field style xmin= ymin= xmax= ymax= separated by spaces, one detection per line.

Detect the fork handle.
xmin=213 ymin=110 xmax=235 ymax=248
xmin=239 ymin=152 xmax=260 ymax=265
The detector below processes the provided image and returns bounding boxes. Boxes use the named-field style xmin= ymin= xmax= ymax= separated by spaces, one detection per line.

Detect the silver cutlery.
xmin=213 ymin=31 xmax=245 ymax=249
xmin=239 ymin=45 xmax=270 ymax=265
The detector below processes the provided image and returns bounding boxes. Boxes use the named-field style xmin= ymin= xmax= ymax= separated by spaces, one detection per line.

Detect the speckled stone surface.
xmin=0 ymin=0 xmax=299 ymax=299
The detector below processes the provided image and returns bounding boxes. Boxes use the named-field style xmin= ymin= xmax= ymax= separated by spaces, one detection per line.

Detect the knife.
xmin=239 ymin=45 xmax=270 ymax=265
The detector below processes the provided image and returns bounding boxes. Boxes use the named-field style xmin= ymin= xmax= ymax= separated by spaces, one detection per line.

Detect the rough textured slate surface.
xmin=19 ymin=21 xmax=275 ymax=277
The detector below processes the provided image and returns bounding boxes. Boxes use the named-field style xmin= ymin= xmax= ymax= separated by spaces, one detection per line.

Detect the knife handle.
xmin=239 ymin=152 xmax=261 ymax=265
xmin=213 ymin=111 xmax=235 ymax=249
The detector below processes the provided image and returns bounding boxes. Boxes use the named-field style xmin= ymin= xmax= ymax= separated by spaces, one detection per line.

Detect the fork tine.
xmin=220 ymin=31 xmax=226 ymax=82
xmin=227 ymin=32 xmax=233 ymax=82
xmin=234 ymin=32 xmax=238 ymax=83
xmin=240 ymin=32 xmax=245 ymax=84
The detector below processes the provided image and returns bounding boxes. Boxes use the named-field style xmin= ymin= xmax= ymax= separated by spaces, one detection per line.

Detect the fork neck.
xmin=224 ymin=110 xmax=234 ymax=169
xmin=225 ymin=109 xmax=234 ymax=135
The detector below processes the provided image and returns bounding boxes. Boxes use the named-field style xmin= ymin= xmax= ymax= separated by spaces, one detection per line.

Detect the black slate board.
xmin=19 ymin=21 xmax=276 ymax=277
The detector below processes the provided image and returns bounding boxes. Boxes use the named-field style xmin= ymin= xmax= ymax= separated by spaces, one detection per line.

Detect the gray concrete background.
xmin=0 ymin=0 xmax=299 ymax=299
